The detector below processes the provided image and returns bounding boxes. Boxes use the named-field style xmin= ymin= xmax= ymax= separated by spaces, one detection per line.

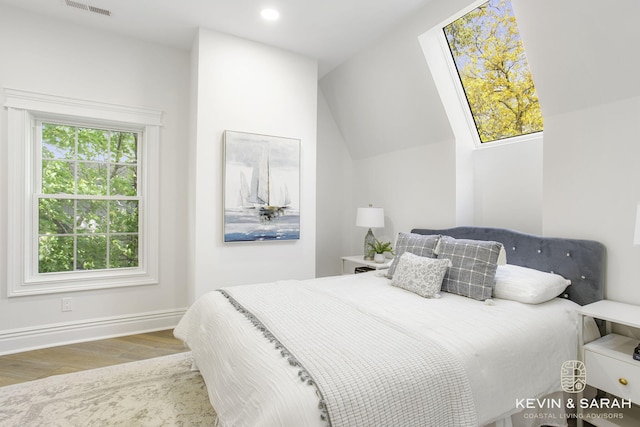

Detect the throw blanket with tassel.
xmin=219 ymin=281 xmax=477 ymax=427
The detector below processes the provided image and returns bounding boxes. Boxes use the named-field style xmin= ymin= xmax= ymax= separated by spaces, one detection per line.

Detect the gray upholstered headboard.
xmin=411 ymin=226 xmax=606 ymax=306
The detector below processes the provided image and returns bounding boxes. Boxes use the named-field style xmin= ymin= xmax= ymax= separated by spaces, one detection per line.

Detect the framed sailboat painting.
xmin=223 ymin=131 xmax=301 ymax=242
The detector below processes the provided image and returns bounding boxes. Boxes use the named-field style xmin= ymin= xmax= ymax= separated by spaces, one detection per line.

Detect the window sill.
xmin=473 ymin=131 xmax=543 ymax=150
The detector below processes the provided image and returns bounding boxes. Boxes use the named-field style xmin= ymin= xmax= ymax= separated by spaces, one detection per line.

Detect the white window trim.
xmin=4 ymin=88 xmax=161 ymax=297
xmin=418 ymin=0 xmax=543 ymax=150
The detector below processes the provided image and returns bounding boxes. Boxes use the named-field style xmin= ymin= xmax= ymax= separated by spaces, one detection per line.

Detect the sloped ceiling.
xmin=319 ymin=0 xmax=472 ymax=160
xmin=321 ymin=0 xmax=640 ymax=160
xmin=320 ymin=26 xmax=453 ymax=160
xmin=512 ymin=0 xmax=640 ymax=117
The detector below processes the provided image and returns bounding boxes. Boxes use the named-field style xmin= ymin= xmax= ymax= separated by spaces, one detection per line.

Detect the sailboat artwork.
xmin=224 ymin=131 xmax=300 ymax=242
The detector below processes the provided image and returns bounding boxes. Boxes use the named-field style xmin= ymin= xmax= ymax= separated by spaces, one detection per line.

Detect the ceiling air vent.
xmin=65 ymin=0 xmax=111 ymax=17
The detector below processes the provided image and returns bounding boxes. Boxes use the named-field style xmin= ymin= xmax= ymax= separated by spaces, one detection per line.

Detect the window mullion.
xmin=37 ymin=194 xmax=139 ymax=201
xmin=73 ymin=199 xmax=78 ymax=271
xmin=106 ymin=130 xmax=111 ymax=270
xmin=73 ymin=127 xmax=79 ymax=271
xmin=33 ymin=120 xmax=43 ymax=277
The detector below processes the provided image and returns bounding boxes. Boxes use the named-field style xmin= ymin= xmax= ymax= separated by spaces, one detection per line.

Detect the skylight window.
xmin=443 ymin=0 xmax=543 ymax=143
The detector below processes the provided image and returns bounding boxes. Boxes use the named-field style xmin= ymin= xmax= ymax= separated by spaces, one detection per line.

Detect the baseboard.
xmin=0 ymin=308 xmax=188 ymax=356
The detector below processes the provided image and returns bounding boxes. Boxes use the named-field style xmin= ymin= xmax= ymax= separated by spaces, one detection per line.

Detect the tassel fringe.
xmin=217 ymin=289 xmax=331 ymax=426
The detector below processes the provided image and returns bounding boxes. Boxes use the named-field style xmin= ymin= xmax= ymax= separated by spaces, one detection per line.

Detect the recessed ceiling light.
xmin=260 ymin=8 xmax=280 ymax=21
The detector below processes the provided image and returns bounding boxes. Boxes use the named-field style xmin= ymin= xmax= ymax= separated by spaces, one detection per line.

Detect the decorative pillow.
xmin=386 ymin=232 xmax=440 ymax=279
xmin=436 ymin=236 xmax=503 ymax=301
xmin=391 ymin=252 xmax=452 ymax=298
xmin=435 ymin=238 xmax=507 ymax=265
xmin=493 ymin=264 xmax=571 ymax=304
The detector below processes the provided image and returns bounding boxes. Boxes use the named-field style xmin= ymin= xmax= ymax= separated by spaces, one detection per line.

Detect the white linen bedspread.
xmin=175 ymin=272 xmax=586 ymax=427
xmin=219 ymin=281 xmax=476 ymax=427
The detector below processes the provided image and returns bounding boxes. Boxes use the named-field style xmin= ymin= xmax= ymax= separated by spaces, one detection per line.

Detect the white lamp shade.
xmin=634 ymin=202 xmax=640 ymax=245
xmin=356 ymin=207 xmax=384 ymax=228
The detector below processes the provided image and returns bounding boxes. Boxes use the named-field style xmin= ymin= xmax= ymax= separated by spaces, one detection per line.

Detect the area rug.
xmin=0 ymin=351 xmax=218 ymax=426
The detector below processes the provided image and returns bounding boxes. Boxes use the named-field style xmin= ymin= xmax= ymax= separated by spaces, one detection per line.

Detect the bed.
xmin=174 ymin=226 xmax=606 ymax=427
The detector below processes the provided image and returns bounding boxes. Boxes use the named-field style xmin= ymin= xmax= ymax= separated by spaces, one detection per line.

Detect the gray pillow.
xmin=387 ymin=232 xmax=440 ymax=278
xmin=436 ymin=236 xmax=503 ymax=301
xmin=391 ymin=252 xmax=452 ymax=298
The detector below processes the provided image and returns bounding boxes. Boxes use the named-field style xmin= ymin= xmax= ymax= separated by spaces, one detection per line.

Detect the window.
xmin=442 ymin=0 xmax=542 ymax=143
xmin=38 ymin=122 xmax=140 ymax=273
xmin=4 ymin=89 xmax=161 ymax=296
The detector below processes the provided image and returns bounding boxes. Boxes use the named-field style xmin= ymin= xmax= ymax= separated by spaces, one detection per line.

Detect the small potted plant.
xmin=368 ymin=239 xmax=394 ymax=263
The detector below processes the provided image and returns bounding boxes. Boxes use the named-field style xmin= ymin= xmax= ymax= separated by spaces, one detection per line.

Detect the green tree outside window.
xmin=38 ymin=123 xmax=140 ymax=273
xmin=444 ymin=0 xmax=543 ymax=143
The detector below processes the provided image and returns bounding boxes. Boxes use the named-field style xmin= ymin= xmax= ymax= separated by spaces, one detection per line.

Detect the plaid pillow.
xmin=436 ymin=236 xmax=503 ymax=301
xmin=386 ymin=233 xmax=440 ymax=279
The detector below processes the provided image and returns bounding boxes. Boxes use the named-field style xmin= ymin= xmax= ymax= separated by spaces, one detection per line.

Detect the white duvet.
xmin=175 ymin=271 xmax=595 ymax=427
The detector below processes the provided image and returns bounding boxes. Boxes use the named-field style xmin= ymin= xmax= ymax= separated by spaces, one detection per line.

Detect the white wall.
xmin=316 ymin=74 xmax=456 ymax=276
xmin=316 ymin=91 xmax=355 ymax=277
xmin=472 ymin=139 xmax=543 ymax=234
xmin=191 ymin=29 xmax=317 ymax=296
xmin=0 ymin=5 xmax=191 ymax=353
xmin=542 ymin=97 xmax=640 ymax=304
xmin=511 ymin=0 xmax=640 ymax=304
xmin=351 ymin=141 xmax=456 ymax=243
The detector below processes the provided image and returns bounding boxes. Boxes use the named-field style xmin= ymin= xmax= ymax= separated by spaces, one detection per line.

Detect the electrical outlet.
xmin=61 ymin=297 xmax=73 ymax=312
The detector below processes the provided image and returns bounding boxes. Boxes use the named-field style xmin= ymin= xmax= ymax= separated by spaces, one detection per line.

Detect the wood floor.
xmin=0 ymin=329 xmax=188 ymax=387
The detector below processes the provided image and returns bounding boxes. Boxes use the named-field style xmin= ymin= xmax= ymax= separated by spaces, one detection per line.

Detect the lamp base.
xmin=363 ymin=228 xmax=376 ymax=260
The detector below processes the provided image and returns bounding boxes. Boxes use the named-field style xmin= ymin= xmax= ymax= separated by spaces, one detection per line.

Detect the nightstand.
xmin=578 ymin=300 xmax=640 ymax=426
xmin=340 ymin=255 xmax=392 ymax=275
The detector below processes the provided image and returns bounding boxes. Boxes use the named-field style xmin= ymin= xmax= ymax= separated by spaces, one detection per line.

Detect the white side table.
xmin=341 ymin=255 xmax=392 ymax=275
xmin=577 ymin=300 xmax=640 ymax=426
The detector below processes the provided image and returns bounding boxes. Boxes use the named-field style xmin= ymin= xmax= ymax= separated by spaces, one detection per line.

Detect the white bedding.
xmin=175 ymin=271 xmax=595 ymax=427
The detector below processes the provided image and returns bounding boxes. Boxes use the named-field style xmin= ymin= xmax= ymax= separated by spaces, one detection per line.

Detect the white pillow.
xmin=493 ymin=264 xmax=571 ymax=304
xmin=497 ymin=245 xmax=507 ymax=265
xmin=390 ymin=252 xmax=452 ymax=299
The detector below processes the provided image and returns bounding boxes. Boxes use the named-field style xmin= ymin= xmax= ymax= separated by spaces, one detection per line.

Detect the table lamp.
xmin=356 ymin=205 xmax=384 ymax=260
